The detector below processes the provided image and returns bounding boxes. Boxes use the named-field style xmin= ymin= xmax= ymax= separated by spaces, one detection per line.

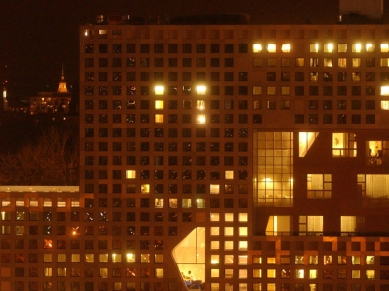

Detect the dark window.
xmin=366 ymin=100 xmax=375 ymax=110
xmin=351 ymin=100 xmax=362 ymax=110
xmin=196 ymin=44 xmax=205 ymax=53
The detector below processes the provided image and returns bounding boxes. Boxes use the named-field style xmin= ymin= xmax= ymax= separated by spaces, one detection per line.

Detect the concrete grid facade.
xmin=2 ymin=22 xmax=389 ymax=291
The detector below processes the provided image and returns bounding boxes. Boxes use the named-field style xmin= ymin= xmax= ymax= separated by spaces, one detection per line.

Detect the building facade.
xmin=3 ymin=22 xmax=389 ymax=291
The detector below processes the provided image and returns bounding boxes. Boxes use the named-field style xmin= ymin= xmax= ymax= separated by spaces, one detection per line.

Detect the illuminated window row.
xmin=309 ymin=43 xmax=389 ymax=53
xmin=253 ymin=43 xmax=291 ymax=53
xmin=263 ymin=215 xmax=363 ymax=236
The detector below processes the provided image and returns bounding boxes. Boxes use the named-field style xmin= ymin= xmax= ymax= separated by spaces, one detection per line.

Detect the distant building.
xmin=29 ymin=65 xmax=71 ymax=114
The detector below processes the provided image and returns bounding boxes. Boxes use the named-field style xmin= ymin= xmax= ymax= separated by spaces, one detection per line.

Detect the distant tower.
xmin=57 ymin=64 xmax=69 ymax=93
xmin=2 ymin=65 xmax=9 ymax=111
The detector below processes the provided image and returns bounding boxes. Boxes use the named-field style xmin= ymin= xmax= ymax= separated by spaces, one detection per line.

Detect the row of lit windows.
xmin=83 ymin=42 xmax=389 ymax=54
xmin=84 ymin=184 xmax=249 ymax=195
xmin=82 ymin=85 xmax=389 ymax=96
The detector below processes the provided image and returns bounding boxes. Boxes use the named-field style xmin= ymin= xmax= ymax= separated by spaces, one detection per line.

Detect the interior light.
xmin=196 ymin=115 xmax=206 ymax=124
xmin=381 ymin=86 xmax=389 ymax=96
xmin=196 ymin=85 xmax=206 ymax=95
xmin=326 ymin=44 xmax=333 ymax=52
xmin=281 ymin=44 xmax=291 ymax=53
xmin=355 ymin=43 xmax=362 ymax=52
xmin=155 ymin=85 xmax=164 ymax=95
xmin=381 ymin=101 xmax=389 ymax=110
xmin=366 ymin=43 xmax=374 ymax=52
xmin=253 ymin=44 xmax=262 ymax=53
xmin=267 ymin=44 xmax=276 ymax=53
xmin=381 ymin=44 xmax=389 ymax=53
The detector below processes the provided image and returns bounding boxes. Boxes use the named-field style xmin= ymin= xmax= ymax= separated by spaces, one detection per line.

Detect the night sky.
xmin=0 ymin=0 xmax=366 ymax=95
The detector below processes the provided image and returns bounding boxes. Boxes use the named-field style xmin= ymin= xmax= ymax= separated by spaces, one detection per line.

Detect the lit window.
xmin=58 ymin=254 xmax=66 ymax=262
xmin=338 ymin=44 xmax=347 ymax=53
xmin=267 ymin=44 xmax=276 ymax=53
xmin=253 ymin=86 xmax=262 ymax=95
xmin=341 ymin=216 xmax=359 ymax=235
xmin=155 ymin=114 xmax=164 ymax=123
xmin=281 ymin=87 xmax=290 ymax=95
xmin=211 ymin=269 xmax=220 ymax=277
xmin=332 ymin=132 xmax=357 ymax=157
xmin=281 ymin=44 xmax=290 ymax=53
xmin=324 ymin=44 xmax=333 ymax=53
xmin=338 ymin=58 xmax=347 ymax=68
xmin=225 ymin=171 xmax=234 ymax=179
xmin=141 ymin=184 xmax=150 ymax=194
xmin=85 ymin=254 xmax=95 ymax=263
xmin=352 ymin=43 xmax=361 ymax=53
xmin=29 ymin=198 xmax=38 ymax=207
xmin=197 ymin=199 xmax=205 ymax=208
xmin=239 ymin=227 xmax=248 ymax=236
xmin=299 ymin=215 xmax=323 ymax=235
xmin=42 ymin=254 xmax=52 ymax=263
xmin=223 ymin=255 xmax=234 ymax=266
xmin=225 ymin=241 xmax=234 ymax=250
xmin=43 ymin=268 xmax=52 ymax=277
xmin=307 ymin=174 xmax=332 ymax=199
xmin=239 ymin=241 xmax=248 ymax=250
xmin=381 ymin=100 xmax=389 ymax=109
xmin=267 ymin=87 xmax=276 ymax=95
xmin=112 ymin=254 xmax=122 ymax=263
xmin=182 ymin=199 xmax=191 ymax=208
xmin=352 ymin=270 xmax=361 ymax=279
xmin=126 ymin=170 xmax=136 ymax=179
xmin=211 ymin=227 xmax=219 ymax=236
xmin=211 ymin=241 xmax=220 ymax=250
xmin=366 ymin=270 xmax=375 ymax=279
xmin=239 ymin=213 xmax=248 ymax=222
xmin=210 ymin=213 xmax=220 ymax=221
xmin=225 ymin=227 xmax=234 ymax=236
xmin=225 ymin=213 xmax=234 ymax=221
xmin=266 ymin=216 xmax=291 ymax=235
xmin=44 ymin=198 xmax=52 ymax=207
xmin=155 ymin=100 xmax=163 ymax=109
xmin=366 ymin=43 xmax=375 ymax=52
xmin=267 ymin=269 xmax=276 ymax=278
xmin=324 ymin=58 xmax=333 ymax=67
xmin=155 ymin=268 xmax=164 ymax=278
xmin=381 ymin=86 xmax=389 ymax=96
xmin=381 ymin=43 xmax=389 ymax=52
xmin=211 ymin=255 xmax=219 ymax=264
xmin=197 ymin=100 xmax=205 ymax=110
xmin=99 ymin=254 xmax=108 ymax=262
xmin=155 ymin=86 xmax=164 ymax=95
xmin=350 ymin=59 xmax=361 ymax=69
xmin=381 ymin=58 xmax=389 ymax=67
xmin=126 ymin=253 xmax=135 ymax=263
xmin=309 ymin=44 xmax=319 ymax=53
xmin=253 ymin=44 xmax=262 ymax=53
xmin=210 ymin=184 xmax=220 ymax=194
xmin=71 ymin=254 xmax=80 ymax=262
xmin=196 ymin=115 xmax=206 ymax=124
xmin=197 ymin=85 xmax=206 ymax=95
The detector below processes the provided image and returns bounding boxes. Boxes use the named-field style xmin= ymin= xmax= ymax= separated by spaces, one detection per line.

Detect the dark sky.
xmin=0 ymin=0 xmax=351 ymax=94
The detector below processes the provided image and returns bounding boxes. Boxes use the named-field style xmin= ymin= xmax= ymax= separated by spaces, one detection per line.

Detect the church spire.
xmin=57 ymin=64 xmax=68 ymax=93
